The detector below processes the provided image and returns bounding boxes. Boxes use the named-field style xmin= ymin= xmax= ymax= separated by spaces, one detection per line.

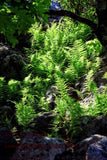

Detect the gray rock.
xmin=54 ymin=134 xmax=107 ymax=160
xmin=0 ymin=43 xmax=9 ymax=53
xmin=46 ymin=85 xmax=58 ymax=110
xmin=74 ymin=134 xmax=106 ymax=160
xmin=97 ymin=85 xmax=107 ymax=94
xmin=78 ymin=134 xmax=105 ymax=152
xmin=75 ymin=74 xmax=87 ymax=93
xmin=0 ymin=43 xmax=26 ymax=80
xmin=12 ymin=135 xmax=65 ymax=160
xmin=94 ymin=66 xmax=107 ymax=87
xmin=87 ymin=138 xmax=107 ymax=160
xmin=80 ymin=94 xmax=95 ymax=107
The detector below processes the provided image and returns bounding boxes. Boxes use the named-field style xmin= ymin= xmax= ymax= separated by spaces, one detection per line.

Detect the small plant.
xmin=53 ymin=77 xmax=84 ymax=139
xmin=88 ymin=86 xmax=107 ymax=116
xmin=7 ymin=79 xmax=21 ymax=101
xmin=85 ymin=39 xmax=102 ymax=58
xmin=0 ymin=77 xmax=6 ymax=103
xmin=64 ymin=40 xmax=88 ymax=82
xmin=15 ymin=94 xmax=36 ymax=127
xmin=0 ymin=77 xmax=21 ymax=103
xmin=85 ymin=70 xmax=97 ymax=92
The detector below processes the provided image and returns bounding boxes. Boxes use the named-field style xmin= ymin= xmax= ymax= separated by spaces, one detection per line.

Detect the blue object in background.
xmin=49 ymin=0 xmax=62 ymax=22
xmin=49 ymin=0 xmax=61 ymax=10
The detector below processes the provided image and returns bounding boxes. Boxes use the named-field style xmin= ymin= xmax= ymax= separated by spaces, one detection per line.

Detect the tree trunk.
xmin=96 ymin=0 xmax=107 ymax=57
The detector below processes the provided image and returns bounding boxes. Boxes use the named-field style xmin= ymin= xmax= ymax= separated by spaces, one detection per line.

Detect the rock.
xmin=75 ymin=134 xmax=106 ymax=160
xmin=97 ymin=85 xmax=107 ymax=94
xmin=75 ymin=74 xmax=87 ymax=94
xmin=46 ymin=85 xmax=58 ymax=110
xmin=75 ymin=66 xmax=107 ymax=109
xmin=0 ymin=44 xmax=9 ymax=52
xmin=94 ymin=66 xmax=107 ymax=88
xmin=0 ymin=43 xmax=26 ymax=81
xmin=28 ymin=112 xmax=55 ymax=134
xmin=80 ymin=84 xmax=107 ymax=108
xmin=54 ymin=134 xmax=107 ymax=160
xmin=80 ymin=94 xmax=95 ymax=107
xmin=75 ymin=65 xmax=107 ymax=96
xmin=46 ymin=85 xmax=81 ymax=109
xmin=0 ymin=126 xmax=17 ymax=160
xmin=12 ymin=135 xmax=65 ymax=160
xmin=87 ymin=137 xmax=107 ymax=160
xmin=67 ymin=86 xmax=81 ymax=101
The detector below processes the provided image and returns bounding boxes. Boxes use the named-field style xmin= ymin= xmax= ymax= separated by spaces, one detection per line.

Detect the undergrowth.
xmin=0 ymin=19 xmax=106 ymax=139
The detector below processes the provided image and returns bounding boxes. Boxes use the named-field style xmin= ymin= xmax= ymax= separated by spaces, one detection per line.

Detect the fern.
xmin=54 ymin=77 xmax=84 ymax=138
xmin=85 ymin=70 xmax=97 ymax=92
xmin=88 ymin=86 xmax=107 ymax=116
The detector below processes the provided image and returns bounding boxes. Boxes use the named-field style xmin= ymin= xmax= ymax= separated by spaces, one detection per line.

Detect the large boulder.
xmin=54 ymin=134 xmax=107 ymax=160
xmin=12 ymin=135 xmax=65 ymax=160
xmin=87 ymin=138 xmax=107 ymax=160
xmin=75 ymin=134 xmax=106 ymax=160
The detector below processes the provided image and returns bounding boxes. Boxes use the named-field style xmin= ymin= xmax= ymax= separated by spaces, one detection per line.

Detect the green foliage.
xmin=25 ymin=20 xmax=104 ymax=137
xmin=85 ymin=70 xmax=97 ymax=92
xmin=59 ymin=0 xmax=96 ymax=21
xmin=0 ymin=77 xmax=6 ymax=102
xmin=63 ymin=40 xmax=88 ymax=82
xmin=7 ymin=79 xmax=21 ymax=100
xmin=29 ymin=20 xmax=100 ymax=85
xmin=0 ymin=0 xmax=99 ymax=48
xmin=53 ymin=77 xmax=84 ymax=138
xmin=103 ymin=72 xmax=107 ymax=79
xmin=94 ymin=88 xmax=107 ymax=115
xmin=15 ymin=94 xmax=36 ymax=126
xmin=83 ymin=71 xmax=107 ymax=116
xmin=0 ymin=0 xmax=51 ymax=46
xmin=30 ymin=19 xmax=92 ymax=50
xmin=85 ymin=39 xmax=102 ymax=58
xmin=14 ymin=74 xmax=51 ymax=126
xmin=55 ymin=77 xmax=84 ymax=118
xmin=88 ymin=86 xmax=107 ymax=116
xmin=0 ymin=112 xmax=13 ymax=129
xmin=0 ymin=10 xmax=105 ymax=139
xmin=0 ymin=77 xmax=21 ymax=103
